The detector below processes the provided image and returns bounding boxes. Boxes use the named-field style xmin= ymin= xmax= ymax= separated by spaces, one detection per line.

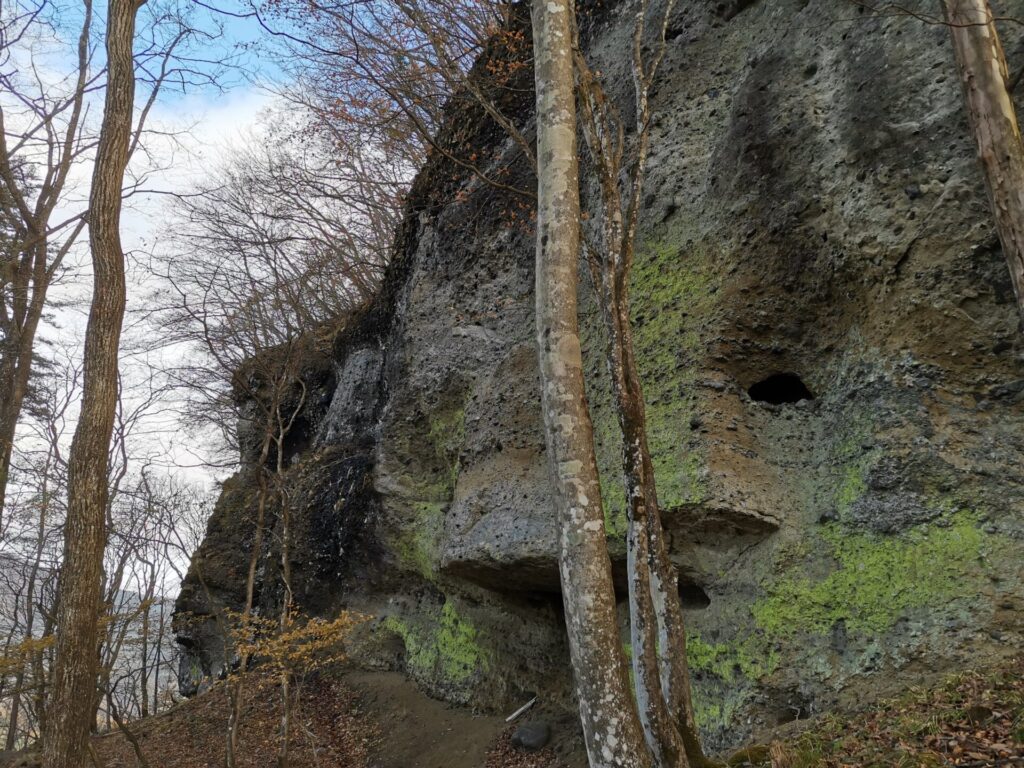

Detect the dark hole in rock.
xmin=769 ymin=689 xmax=814 ymax=725
xmin=678 ymin=583 xmax=711 ymax=610
xmin=748 ymin=372 xmax=814 ymax=404
xmin=775 ymin=705 xmax=810 ymax=725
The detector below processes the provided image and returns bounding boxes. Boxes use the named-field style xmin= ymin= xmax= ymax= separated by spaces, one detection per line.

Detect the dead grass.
xmin=93 ymin=671 xmax=375 ymax=768
xmin=730 ymin=657 xmax=1024 ymax=768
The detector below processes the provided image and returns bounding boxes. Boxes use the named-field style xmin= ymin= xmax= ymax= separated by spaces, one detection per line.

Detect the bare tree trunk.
xmin=42 ymin=0 xmax=139 ymax=764
xmin=139 ymin=567 xmax=152 ymax=720
xmin=604 ymin=288 xmax=690 ymax=768
xmin=276 ymin=413 xmax=295 ymax=768
xmin=153 ymin=600 xmax=164 ymax=716
xmin=0 ymin=239 xmax=51 ymax=522
xmin=945 ymin=0 xmax=1024 ymax=322
xmin=531 ymin=1 xmax=651 ymax=765
xmin=139 ymin=612 xmax=149 ymax=719
xmin=5 ymin=682 xmax=23 ymax=751
xmin=572 ymin=3 xmax=706 ymax=761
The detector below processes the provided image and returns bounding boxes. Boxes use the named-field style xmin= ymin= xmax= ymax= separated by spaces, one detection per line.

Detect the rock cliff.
xmin=174 ymin=0 xmax=1024 ymax=752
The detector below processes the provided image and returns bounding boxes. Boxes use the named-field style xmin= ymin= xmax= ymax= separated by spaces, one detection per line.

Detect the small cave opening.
xmin=678 ymin=583 xmax=711 ymax=610
xmin=747 ymin=372 xmax=814 ymax=405
xmin=774 ymin=704 xmax=811 ymax=726
xmin=771 ymin=694 xmax=813 ymax=725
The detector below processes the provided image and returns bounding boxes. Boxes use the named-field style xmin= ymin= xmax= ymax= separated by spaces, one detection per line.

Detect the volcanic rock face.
xmin=175 ymin=0 xmax=1024 ymax=751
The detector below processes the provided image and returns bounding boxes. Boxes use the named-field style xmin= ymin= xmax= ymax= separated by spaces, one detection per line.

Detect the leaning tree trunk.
xmin=945 ymin=0 xmax=1024 ymax=322
xmin=612 ymin=292 xmax=711 ymax=767
xmin=531 ymin=1 xmax=651 ymax=765
xmin=604 ymin=283 xmax=692 ymax=768
xmin=42 ymin=0 xmax=138 ymax=764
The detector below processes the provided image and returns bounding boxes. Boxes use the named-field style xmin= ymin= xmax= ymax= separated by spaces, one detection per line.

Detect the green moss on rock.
xmin=627 ymin=227 xmax=714 ymax=511
xmin=382 ymin=599 xmax=489 ymax=685
xmin=829 ymin=414 xmax=878 ymax=518
xmin=753 ymin=512 xmax=998 ymax=637
xmin=835 ymin=461 xmax=869 ymax=516
xmin=687 ymin=633 xmax=777 ymax=684
xmin=435 ymin=601 xmax=488 ymax=681
xmin=581 ymin=219 xmax=717 ymax=541
xmin=428 ymin=407 xmax=465 ymax=492
xmin=393 ymin=501 xmax=444 ymax=579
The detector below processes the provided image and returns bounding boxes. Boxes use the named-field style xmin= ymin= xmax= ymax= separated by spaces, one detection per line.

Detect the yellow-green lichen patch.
xmin=580 ymin=219 xmax=718 ymax=541
xmin=393 ymin=501 xmax=445 ymax=580
xmin=627 ymin=228 xmax=715 ymax=511
xmin=692 ymin=693 xmax=744 ymax=732
xmin=687 ymin=633 xmax=778 ymax=684
xmin=829 ymin=414 xmax=879 ymax=519
xmin=435 ymin=600 xmax=488 ymax=681
xmin=390 ymin=401 xmax=466 ymax=579
xmin=685 ymin=632 xmax=781 ymax=734
xmin=834 ymin=462 xmax=869 ymax=516
xmin=753 ymin=512 xmax=998 ymax=637
xmin=381 ymin=599 xmax=489 ymax=685
xmin=428 ymin=406 xmax=465 ymax=493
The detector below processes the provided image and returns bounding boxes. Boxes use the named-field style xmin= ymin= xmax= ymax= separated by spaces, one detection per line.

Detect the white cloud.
xmin=120 ymin=86 xmax=274 ymax=257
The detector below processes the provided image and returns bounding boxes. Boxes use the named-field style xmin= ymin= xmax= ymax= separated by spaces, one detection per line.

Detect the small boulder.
xmin=511 ymin=721 xmax=552 ymax=751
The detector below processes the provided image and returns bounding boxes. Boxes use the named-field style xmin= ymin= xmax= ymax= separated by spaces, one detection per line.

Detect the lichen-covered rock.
xmin=176 ymin=0 xmax=1024 ymax=753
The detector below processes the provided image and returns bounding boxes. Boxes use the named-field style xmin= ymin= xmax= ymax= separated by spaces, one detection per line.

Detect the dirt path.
xmin=346 ymin=670 xmax=584 ymax=768
xmin=347 ymin=671 xmax=509 ymax=768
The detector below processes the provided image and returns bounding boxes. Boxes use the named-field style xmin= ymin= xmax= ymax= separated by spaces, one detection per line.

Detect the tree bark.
xmin=574 ymin=5 xmax=706 ymax=758
xmin=945 ymin=0 xmax=1024 ymax=323
xmin=605 ymin=286 xmax=690 ymax=768
xmin=0 ymin=238 xmax=51 ymax=523
xmin=42 ymin=0 xmax=139 ymax=764
xmin=531 ymin=1 xmax=651 ymax=765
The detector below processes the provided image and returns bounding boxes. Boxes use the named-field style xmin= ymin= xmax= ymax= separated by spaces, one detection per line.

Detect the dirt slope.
xmin=2 ymin=659 xmax=1021 ymax=767
xmin=83 ymin=668 xmax=571 ymax=768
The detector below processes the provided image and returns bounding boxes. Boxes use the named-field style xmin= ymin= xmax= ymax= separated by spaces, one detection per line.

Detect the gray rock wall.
xmin=175 ymin=0 xmax=1024 ymax=752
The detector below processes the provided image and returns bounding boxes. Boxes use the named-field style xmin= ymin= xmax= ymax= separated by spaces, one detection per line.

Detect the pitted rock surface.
xmin=175 ymin=0 xmax=1024 ymax=752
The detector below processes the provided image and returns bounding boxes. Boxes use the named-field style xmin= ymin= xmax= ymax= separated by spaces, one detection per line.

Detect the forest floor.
xmin=2 ymin=657 xmax=1021 ymax=767
xmin=86 ymin=668 xmax=566 ymax=768
xmin=735 ymin=656 xmax=1024 ymax=768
